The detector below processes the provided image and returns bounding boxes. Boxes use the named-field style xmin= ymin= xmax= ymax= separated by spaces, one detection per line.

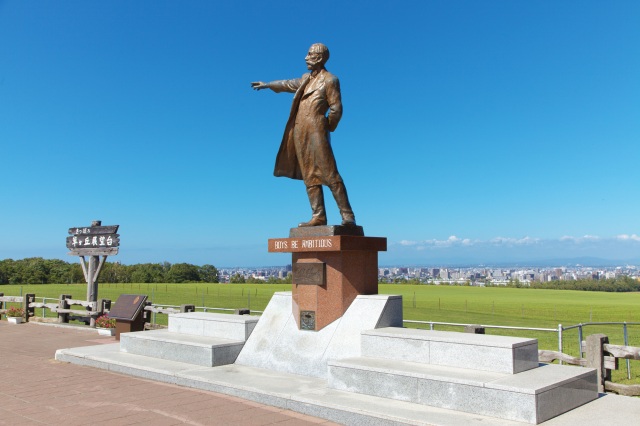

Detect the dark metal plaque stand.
xmin=108 ymin=294 xmax=148 ymax=340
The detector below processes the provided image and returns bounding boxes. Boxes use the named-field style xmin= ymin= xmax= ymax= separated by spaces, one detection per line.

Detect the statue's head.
xmin=305 ymin=43 xmax=329 ymax=70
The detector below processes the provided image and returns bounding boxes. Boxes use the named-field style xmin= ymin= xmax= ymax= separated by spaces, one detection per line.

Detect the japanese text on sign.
xmin=68 ymin=225 xmax=119 ymax=235
xmin=65 ymin=233 xmax=120 ymax=250
xmin=71 ymin=235 xmax=114 ymax=247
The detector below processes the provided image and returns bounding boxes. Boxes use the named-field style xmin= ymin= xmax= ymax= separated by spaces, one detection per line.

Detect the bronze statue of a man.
xmin=252 ymin=43 xmax=356 ymax=227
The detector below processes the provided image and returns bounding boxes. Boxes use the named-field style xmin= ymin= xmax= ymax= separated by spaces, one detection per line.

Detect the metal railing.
xmin=145 ymin=304 xmax=263 ymax=325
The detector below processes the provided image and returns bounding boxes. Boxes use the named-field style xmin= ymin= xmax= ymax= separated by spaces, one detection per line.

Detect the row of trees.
xmin=0 ymin=258 xmax=219 ymax=284
xmin=527 ymin=276 xmax=640 ymax=292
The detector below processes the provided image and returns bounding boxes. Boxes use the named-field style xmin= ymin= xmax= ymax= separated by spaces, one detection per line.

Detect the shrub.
xmin=5 ymin=306 xmax=24 ymax=318
xmin=95 ymin=315 xmax=116 ymax=328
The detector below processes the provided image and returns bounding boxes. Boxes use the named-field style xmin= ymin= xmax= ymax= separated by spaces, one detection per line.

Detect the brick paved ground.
xmin=0 ymin=321 xmax=339 ymax=426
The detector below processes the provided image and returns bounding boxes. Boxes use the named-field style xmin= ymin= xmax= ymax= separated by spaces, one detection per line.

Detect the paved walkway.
xmin=0 ymin=321 xmax=339 ymax=426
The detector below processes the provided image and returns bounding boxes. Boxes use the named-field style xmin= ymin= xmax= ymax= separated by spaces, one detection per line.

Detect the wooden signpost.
xmin=66 ymin=220 xmax=119 ymax=326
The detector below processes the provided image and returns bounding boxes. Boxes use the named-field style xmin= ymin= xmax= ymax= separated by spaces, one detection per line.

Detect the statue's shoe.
xmin=298 ymin=217 xmax=327 ymax=227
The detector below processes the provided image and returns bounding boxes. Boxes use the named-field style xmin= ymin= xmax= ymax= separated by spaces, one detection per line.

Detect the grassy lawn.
xmin=3 ymin=282 xmax=640 ymax=384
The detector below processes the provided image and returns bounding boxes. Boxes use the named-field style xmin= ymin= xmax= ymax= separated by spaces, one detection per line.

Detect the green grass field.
xmin=3 ymin=282 xmax=640 ymax=384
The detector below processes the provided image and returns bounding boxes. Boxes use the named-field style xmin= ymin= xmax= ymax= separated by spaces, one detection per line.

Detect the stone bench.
xmin=362 ymin=327 xmax=539 ymax=374
xmin=168 ymin=312 xmax=258 ymax=340
xmin=119 ymin=312 xmax=259 ymax=367
xmin=120 ymin=329 xmax=246 ymax=367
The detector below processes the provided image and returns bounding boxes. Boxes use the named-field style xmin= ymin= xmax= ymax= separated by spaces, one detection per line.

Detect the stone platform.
xmin=54 ymin=293 xmax=640 ymax=425
xmin=327 ymin=326 xmax=596 ymax=423
xmin=55 ymin=333 xmax=640 ymax=425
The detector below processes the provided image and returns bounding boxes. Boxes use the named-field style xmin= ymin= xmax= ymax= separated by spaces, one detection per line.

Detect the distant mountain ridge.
xmin=380 ymin=256 xmax=640 ymax=269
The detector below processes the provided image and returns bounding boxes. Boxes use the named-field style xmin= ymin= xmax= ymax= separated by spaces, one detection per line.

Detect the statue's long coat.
xmin=269 ymin=69 xmax=344 ymax=187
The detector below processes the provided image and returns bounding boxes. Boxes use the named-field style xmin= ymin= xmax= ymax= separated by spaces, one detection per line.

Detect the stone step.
xmin=55 ymin=343 xmax=530 ymax=425
xmin=362 ymin=327 xmax=539 ymax=374
xmin=168 ymin=312 xmax=258 ymax=340
xmin=328 ymin=356 xmax=598 ymax=424
xmin=120 ymin=329 xmax=245 ymax=367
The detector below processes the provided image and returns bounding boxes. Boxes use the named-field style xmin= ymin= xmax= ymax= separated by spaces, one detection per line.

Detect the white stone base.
xmin=234 ymin=292 xmax=403 ymax=379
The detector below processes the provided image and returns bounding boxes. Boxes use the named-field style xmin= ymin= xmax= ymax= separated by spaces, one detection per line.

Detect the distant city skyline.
xmin=217 ymin=263 xmax=639 ymax=285
xmin=1 ymin=2 xmax=638 ymax=267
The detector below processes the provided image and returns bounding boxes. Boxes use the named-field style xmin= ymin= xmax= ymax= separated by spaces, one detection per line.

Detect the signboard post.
xmin=66 ymin=220 xmax=120 ymax=326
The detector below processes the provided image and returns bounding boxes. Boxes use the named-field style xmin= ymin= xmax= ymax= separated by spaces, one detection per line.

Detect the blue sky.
xmin=1 ymin=1 xmax=638 ymax=267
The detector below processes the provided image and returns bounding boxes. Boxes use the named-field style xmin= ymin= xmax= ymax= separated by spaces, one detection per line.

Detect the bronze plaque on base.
xmin=300 ymin=311 xmax=316 ymax=330
xmin=293 ymin=262 xmax=325 ymax=285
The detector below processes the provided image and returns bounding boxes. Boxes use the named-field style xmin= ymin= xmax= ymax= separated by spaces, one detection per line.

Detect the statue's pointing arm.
xmin=251 ymin=78 xmax=303 ymax=93
xmin=251 ymin=81 xmax=269 ymax=90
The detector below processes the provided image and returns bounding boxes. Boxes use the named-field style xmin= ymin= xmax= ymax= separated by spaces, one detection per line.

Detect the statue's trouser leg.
xmin=329 ymin=182 xmax=356 ymax=225
xmin=299 ymin=185 xmax=327 ymax=227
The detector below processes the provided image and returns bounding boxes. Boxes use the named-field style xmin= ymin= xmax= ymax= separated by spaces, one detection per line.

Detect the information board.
xmin=109 ymin=294 xmax=148 ymax=321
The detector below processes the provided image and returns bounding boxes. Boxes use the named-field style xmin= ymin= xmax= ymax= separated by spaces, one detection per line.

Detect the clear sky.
xmin=1 ymin=1 xmax=638 ymax=267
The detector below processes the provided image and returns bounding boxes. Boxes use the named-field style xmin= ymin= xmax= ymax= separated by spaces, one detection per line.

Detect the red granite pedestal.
xmin=268 ymin=232 xmax=386 ymax=331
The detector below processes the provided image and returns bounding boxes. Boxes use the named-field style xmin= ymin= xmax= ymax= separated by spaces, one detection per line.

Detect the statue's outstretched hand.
xmin=251 ymin=81 xmax=268 ymax=90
